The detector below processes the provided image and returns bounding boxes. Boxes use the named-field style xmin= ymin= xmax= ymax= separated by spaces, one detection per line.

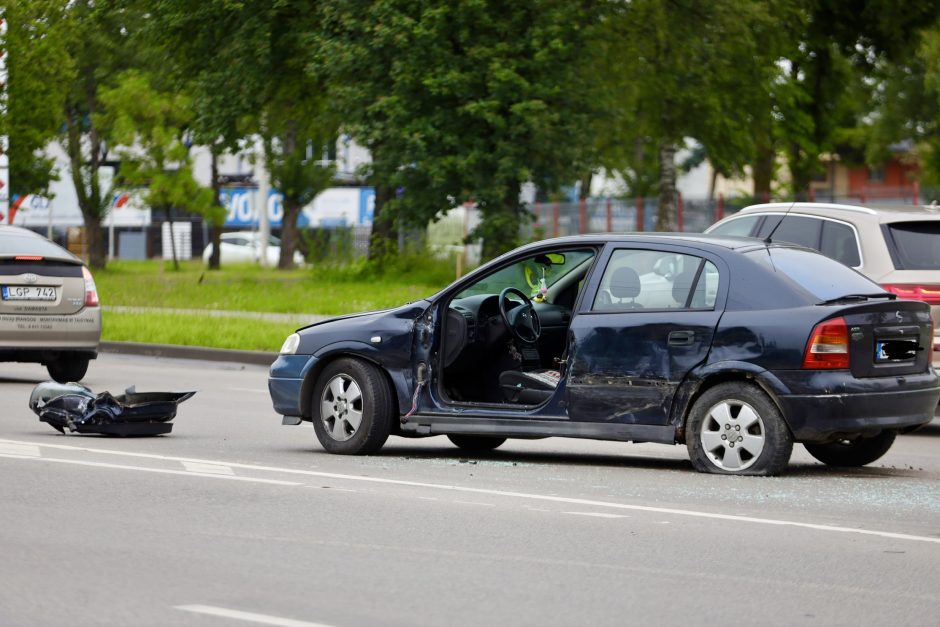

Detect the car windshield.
xmin=456 ymin=249 xmax=595 ymax=299
xmin=885 ymin=221 xmax=940 ymax=270
xmin=746 ymin=246 xmax=884 ymax=301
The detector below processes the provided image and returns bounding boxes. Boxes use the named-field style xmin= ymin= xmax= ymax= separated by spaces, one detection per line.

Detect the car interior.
xmin=438 ymin=246 xmax=720 ymax=407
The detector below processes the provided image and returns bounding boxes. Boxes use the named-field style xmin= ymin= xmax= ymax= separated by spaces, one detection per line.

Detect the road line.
xmin=175 ymin=604 xmax=335 ymax=627
xmin=3 ymin=437 xmax=939 ymax=545
xmin=453 ymin=500 xmax=496 ymax=507
xmin=0 ymin=454 xmax=300 ymax=486
xmin=563 ymin=512 xmax=628 ymax=519
xmin=182 ymin=461 xmax=235 ymax=475
xmin=0 ymin=442 xmax=40 ymax=457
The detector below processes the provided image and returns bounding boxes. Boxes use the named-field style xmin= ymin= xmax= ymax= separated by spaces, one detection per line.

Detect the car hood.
xmin=294 ymin=300 xmax=432 ymax=355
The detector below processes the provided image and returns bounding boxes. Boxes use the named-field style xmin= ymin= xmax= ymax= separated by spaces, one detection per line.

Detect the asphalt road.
xmin=1 ymin=353 xmax=939 ymax=627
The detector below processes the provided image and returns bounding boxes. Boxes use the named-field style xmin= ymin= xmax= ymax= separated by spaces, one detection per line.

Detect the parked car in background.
xmin=202 ymin=231 xmax=305 ymax=266
xmin=706 ymin=202 xmax=940 ymax=358
xmin=269 ymin=234 xmax=939 ymax=476
xmin=0 ymin=225 xmax=100 ymax=382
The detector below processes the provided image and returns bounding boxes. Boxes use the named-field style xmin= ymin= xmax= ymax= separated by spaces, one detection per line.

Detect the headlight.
xmin=279 ymin=333 xmax=300 ymax=355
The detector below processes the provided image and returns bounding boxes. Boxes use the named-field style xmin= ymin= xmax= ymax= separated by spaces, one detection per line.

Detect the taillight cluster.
xmin=803 ymin=317 xmax=849 ymax=369
xmin=881 ymin=284 xmax=940 ymax=305
xmin=82 ymin=266 xmax=99 ymax=307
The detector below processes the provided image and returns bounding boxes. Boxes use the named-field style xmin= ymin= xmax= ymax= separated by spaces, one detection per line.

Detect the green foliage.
xmin=0 ymin=1 xmax=73 ymax=197
xmin=318 ymin=0 xmax=608 ymax=259
xmin=99 ymin=71 xmax=220 ymax=229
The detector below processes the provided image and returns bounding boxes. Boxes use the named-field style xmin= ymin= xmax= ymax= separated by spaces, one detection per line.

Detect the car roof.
xmin=0 ymin=225 xmax=80 ymax=263
xmin=515 ymin=232 xmax=764 ymax=250
xmin=735 ymin=202 xmax=940 ymax=224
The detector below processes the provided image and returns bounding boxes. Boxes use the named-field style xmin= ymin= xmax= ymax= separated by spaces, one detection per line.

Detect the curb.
xmin=100 ymin=341 xmax=277 ymax=367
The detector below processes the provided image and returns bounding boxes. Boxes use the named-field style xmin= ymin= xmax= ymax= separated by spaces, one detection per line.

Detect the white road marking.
xmin=454 ymin=500 xmax=496 ymax=507
xmin=175 ymin=604 xmax=335 ymax=627
xmin=182 ymin=461 xmax=235 ymax=475
xmin=2 ymin=437 xmax=939 ymax=545
xmin=563 ymin=512 xmax=628 ymax=519
xmin=0 ymin=454 xmax=300 ymax=486
xmin=0 ymin=442 xmax=40 ymax=457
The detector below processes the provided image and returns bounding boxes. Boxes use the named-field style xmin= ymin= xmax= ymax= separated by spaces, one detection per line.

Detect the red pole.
xmin=553 ymin=201 xmax=560 ymax=237
xmin=534 ymin=201 xmax=541 ymax=227
xmin=606 ymin=198 xmax=613 ymax=232
xmin=578 ymin=198 xmax=588 ymax=234
xmin=808 ymin=187 xmax=816 ymax=202
xmin=636 ymin=197 xmax=644 ymax=232
xmin=716 ymin=193 xmax=725 ymax=222
xmin=677 ymin=192 xmax=684 ymax=232
xmin=914 ymin=180 xmax=921 ymax=205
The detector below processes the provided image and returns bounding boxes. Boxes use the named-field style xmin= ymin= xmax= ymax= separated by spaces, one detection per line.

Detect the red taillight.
xmin=803 ymin=317 xmax=850 ymax=369
xmin=82 ymin=266 xmax=99 ymax=307
xmin=881 ymin=284 xmax=940 ymax=305
xmin=15 ymin=255 xmax=43 ymax=261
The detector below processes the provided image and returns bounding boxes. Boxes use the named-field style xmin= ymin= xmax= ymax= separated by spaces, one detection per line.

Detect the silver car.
xmin=706 ymin=202 xmax=940 ymax=358
xmin=0 ymin=226 xmax=101 ymax=382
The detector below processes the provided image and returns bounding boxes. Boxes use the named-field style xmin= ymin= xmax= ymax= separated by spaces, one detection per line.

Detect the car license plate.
xmin=1 ymin=285 xmax=57 ymax=301
xmin=875 ymin=339 xmax=916 ymax=362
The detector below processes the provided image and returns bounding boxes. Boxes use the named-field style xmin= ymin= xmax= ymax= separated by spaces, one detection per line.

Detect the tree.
xmin=0 ymin=1 xmax=73 ymax=203
xmin=612 ymin=0 xmax=777 ymax=231
xmin=319 ymin=0 xmax=608 ymax=260
xmin=100 ymin=71 xmax=218 ymax=270
xmin=150 ymin=0 xmax=335 ymax=270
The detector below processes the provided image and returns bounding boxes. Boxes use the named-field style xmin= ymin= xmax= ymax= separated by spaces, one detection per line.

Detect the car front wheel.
xmin=686 ymin=382 xmax=793 ymax=476
xmin=312 ymin=358 xmax=394 ymax=455
xmin=47 ymin=356 xmax=90 ymax=383
xmin=803 ymin=431 xmax=896 ymax=467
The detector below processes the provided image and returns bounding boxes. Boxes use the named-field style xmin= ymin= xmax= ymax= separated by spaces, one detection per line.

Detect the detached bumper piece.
xmin=29 ymin=382 xmax=196 ymax=436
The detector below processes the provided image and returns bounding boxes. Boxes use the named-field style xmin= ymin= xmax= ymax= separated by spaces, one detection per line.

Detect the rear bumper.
xmin=0 ymin=307 xmax=101 ymax=349
xmin=772 ymin=370 xmax=940 ymax=441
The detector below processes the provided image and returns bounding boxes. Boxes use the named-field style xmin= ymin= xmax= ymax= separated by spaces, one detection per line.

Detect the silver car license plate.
xmin=1 ymin=285 xmax=57 ymax=301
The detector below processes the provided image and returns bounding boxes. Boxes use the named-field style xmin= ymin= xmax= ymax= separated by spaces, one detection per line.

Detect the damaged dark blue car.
xmin=268 ymin=234 xmax=940 ymax=475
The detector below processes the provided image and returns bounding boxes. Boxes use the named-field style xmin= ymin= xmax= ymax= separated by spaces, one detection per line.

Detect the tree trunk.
xmin=84 ymin=220 xmax=105 ymax=269
xmin=65 ymin=106 xmax=108 ymax=269
xmin=480 ymin=188 xmax=522 ymax=261
xmin=753 ymin=143 xmax=774 ymax=202
xmin=656 ymin=142 xmax=677 ymax=232
xmin=166 ymin=206 xmax=179 ymax=271
xmin=368 ymin=183 xmax=398 ymax=261
xmin=279 ymin=200 xmax=301 ymax=269
xmin=209 ymin=150 xmax=222 ymax=270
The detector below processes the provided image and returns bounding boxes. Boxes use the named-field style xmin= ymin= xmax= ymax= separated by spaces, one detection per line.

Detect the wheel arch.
xmin=300 ymin=348 xmax=401 ymax=423
xmin=672 ymin=363 xmax=792 ymax=442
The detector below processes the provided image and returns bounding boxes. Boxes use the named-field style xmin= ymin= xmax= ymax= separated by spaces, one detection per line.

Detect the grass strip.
xmin=102 ymin=311 xmax=302 ymax=352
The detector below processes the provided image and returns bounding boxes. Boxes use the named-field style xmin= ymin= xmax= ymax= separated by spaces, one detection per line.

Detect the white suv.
xmin=706 ymin=202 xmax=940 ymax=358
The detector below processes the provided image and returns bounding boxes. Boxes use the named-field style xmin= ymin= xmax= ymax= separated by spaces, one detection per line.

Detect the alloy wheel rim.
xmin=700 ymin=400 xmax=765 ymax=471
xmin=320 ymin=374 xmax=363 ymax=442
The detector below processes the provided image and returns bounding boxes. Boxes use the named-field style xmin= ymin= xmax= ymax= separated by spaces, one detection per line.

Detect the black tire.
xmin=686 ymin=382 xmax=793 ymax=476
xmin=447 ymin=434 xmax=507 ymax=452
xmin=312 ymin=358 xmax=394 ymax=455
xmin=47 ymin=356 xmax=90 ymax=383
xmin=804 ymin=431 xmax=896 ymax=467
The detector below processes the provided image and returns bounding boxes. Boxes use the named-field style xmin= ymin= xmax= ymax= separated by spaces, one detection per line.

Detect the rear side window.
xmin=746 ymin=247 xmax=881 ymax=301
xmin=708 ymin=215 xmax=760 ymax=237
xmin=593 ymin=249 xmax=719 ymax=311
xmin=819 ymin=220 xmax=861 ymax=267
xmin=757 ymin=215 xmax=822 ymax=249
xmin=884 ymin=221 xmax=940 ymax=270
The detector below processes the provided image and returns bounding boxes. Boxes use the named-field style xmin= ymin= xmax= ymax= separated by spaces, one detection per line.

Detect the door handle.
xmin=668 ymin=330 xmax=695 ymax=346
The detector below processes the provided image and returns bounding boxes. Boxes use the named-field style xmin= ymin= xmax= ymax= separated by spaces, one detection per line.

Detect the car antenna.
xmin=763 ymin=198 xmax=798 ymax=244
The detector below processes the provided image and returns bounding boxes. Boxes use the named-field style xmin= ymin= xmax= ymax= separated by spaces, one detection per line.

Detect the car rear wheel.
xmin=686 ymin=382 xmax=793 ymax=476
xmin=803 ymin=431 xmax=896 ymax=467
xmin=47 ymin=356 xmax=89 ymax=383
xmin=446 ymin=434 xmax=507 ymax=451
xmin=312 ymin=358 xmax=393 ymax=455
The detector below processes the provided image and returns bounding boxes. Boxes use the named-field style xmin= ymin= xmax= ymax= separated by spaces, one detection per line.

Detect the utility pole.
xmin=257 ymin=145 xmax=270 ymax=267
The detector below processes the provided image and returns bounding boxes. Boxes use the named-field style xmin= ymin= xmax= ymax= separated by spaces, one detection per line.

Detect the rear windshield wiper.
xmin=817 ymin=293 xmax=896 ymax=305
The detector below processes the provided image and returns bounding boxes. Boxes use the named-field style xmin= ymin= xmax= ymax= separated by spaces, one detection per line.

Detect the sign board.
xmin=221 ymin=187 xmax=375 ymax=228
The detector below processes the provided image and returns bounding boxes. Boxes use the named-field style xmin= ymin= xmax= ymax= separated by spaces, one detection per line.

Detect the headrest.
xmin=610 ymin=267 xmax=641 ymax=299
xmin=672 ymin=268 xmax=699 ymax=305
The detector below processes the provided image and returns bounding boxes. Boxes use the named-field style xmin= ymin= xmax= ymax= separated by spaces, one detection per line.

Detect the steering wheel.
xmin=498 ymin=287 xmax=542 ymax=344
